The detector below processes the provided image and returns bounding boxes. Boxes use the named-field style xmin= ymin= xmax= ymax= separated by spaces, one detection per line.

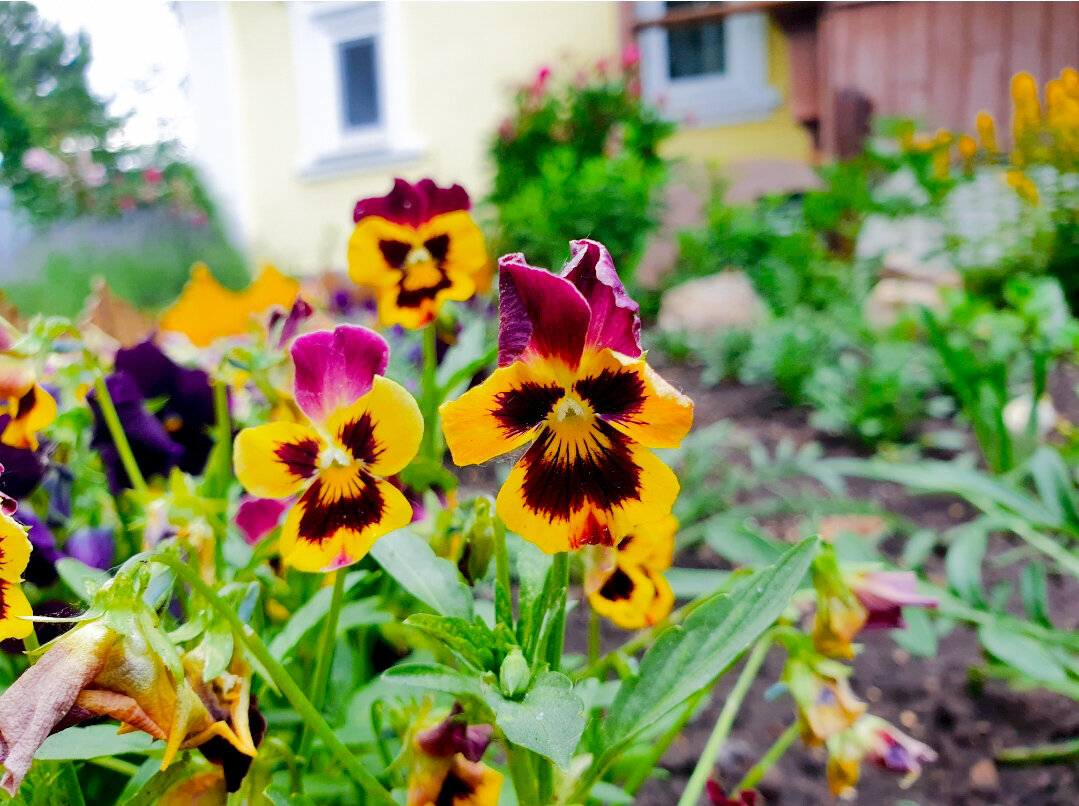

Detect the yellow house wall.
xmin=227 ymin=1 xmax=621 ymax=274
xmin=659 ymin=22 xmax=813 ymax=166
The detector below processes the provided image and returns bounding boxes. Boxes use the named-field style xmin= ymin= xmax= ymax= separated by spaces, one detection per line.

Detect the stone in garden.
xmin=657 ymin=271 xmax=767 ymax=335
xmin=863 ymin=254 xmax=962 ymax=329
xmin=969 ymin=758 xmax=1000 ymax=792
xmin=722 ymin=158 xmax=823 ymax=204
xmin=817 ymin=514 xmax=889 ymax=542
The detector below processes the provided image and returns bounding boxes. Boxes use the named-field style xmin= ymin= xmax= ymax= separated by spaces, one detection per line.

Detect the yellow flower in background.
xmin=348 ymin=178 xmax=489 ymax=329
xmin=161 ymin=263 xmax=300 ymax=346
xmin=586 ymin=514 xmax=676 ymax=629
xmin=0 ymin=356 xmax=55 ymax=451
xmin=233 ymin=326 xmax=422 ymax=572
xmin=0 ymin=513 xmax=32 ymax=642
xmin=1005 ymin=170 xmax=1039 ymax=205
xmin=975 ymin=110 xmax=997 ymax=152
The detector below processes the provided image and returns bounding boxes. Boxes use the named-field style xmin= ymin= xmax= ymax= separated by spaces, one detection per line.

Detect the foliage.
xmin=488 ymin=54 xmax=674 ymax=284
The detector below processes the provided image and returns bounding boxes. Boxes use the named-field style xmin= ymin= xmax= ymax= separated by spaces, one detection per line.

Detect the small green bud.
xmin=499 ymin=648 xmax=531 ymax=697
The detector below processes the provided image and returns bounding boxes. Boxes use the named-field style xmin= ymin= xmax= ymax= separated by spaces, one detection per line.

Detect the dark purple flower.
xmin=416 ymin=704 xmax=494 ymax=763
xmin=113 ymin=339 xmax=216 ymax=476
xmin=851 ymin=571 xmax=937 ymax=630
xmin=15 ymin=511 xmax=60 ymax=587
xmin=88 ymin=373 xmax=183 ymax=493
xmin=64 ymin=528 xmax=115 ymax=571
xmin=707 ymin=782 xmax=758 ymax=806
xmin=0 ymin=434 xmax=47 ymax=500
xmin=268 ymin=297 xmax=314 ymax=349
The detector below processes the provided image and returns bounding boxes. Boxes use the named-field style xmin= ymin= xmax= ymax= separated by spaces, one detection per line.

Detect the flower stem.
xmin=93 ymin=373 xmax=147 ymax=493
xmin=624 ymin=689 xmax=707 ymax=795
xmin=493 ymin=519 xmax=513 ymax=628
xmin=544 ymin=552 xmax=569 ymax=670
xmin=588 ymin=603 xmax=601 ymax=667
xmin=157 ymin=556 xmax=397 ymax=806
xmin=733 ymin=721 xmax=800 ymax=794
xmin=299 ymin=569 xmax=347 ymax=764
xmin=421 ymin=323 xmax=440 ymax=461
xmin=998 ymin=736 xmax=1079 ymax=765
xmin=506 ymin=743 xmax=539 ymax=806
xmin=677 ymin=637 xmax=772 ymax=806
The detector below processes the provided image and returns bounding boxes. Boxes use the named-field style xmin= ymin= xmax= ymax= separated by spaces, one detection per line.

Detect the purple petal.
xmin=416 ymin=705 xmax=494 ymax=762
xmin=353 ymin=178 xmax=425 ymax=227
xmin=16 ymin=510 xmax=59 ymax=587
xmin=562 ymin=239 xmax=642 ymax=358
xmin=497 ymin=253 xmax=590 ymax=370
xmin=0 ymin=436 xmax=46 ymax=500
xmin=234 ymin=496 xmax=291 ymax=545
xmin=64 ymin=528 xmax=115 ymax=570
xmin=291 ymin=326 xmax=389 ymax=423
xmin=269 ymin=297 xmax=314 ymax=348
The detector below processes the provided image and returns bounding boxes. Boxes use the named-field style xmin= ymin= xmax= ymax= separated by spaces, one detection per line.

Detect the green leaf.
xmin=36 ymin=725 xmax=157 ymax=760
xmin=606 ymin=537 xmax=818 ymax=744
xmin=515 ymin=539 xmax=553 ymax=656
xmin=891 ymin=607 xmax=937 ymax=658
xmin=405 ymin=614 xmax=497 ymax=670
xmin=370 ymin=530 xmax=473 ymax=620
xmin=1028 ymin=447 xmax=1079 ymax=531
xmin=978 ymin=623 xmax=1068 ymax=684
xmin=54 ymin=558 xmax=110 ymax=604
xmin=1019 ymin=563 xmax=1051 ymax=626
xmin=665 ymin=568 xmax=731 ymax=600
xmin=381 ymin=662 xmax=482 ymax=700
xmin=482 ymin=671 xmax=585 ymax=769
xmin=702 ymin=517 xmax=782 ymax=566
xmin=267 ymin=571 xmax=366 ymax=661
xmin=945 ymin=525 xmax=987 ymax=605
xmin=588 ymin=781 xmax=634 ymax=804
xmin=336 ymin=598 xmax=392 ymax=633
xmin=123 ymin=763 xmax=195 ymax=806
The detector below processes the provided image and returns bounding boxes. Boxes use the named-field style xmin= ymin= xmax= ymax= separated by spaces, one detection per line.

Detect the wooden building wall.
xmin=811 ymin=2 xmax=1079 ymax=153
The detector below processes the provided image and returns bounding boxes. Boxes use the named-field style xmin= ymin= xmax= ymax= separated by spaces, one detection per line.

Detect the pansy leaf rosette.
xmin=441 ymin=240 xmax=693 ymax=553
xmin=347 ymin=178 xmax=489 ymax=328
xmin=233 ymin=326 xmax=423 ymax=571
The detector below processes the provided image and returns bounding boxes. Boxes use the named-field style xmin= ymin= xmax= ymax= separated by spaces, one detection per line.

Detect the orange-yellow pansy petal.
xmin=279 ymin=468 xmax=412 ymax=572
xmin=495 ymin=438 xmax=680 ymax=554
xmin=578 ymin=350 xmax=693 ymax=449
xmin=347 ymin=217 xmax=416 ymax=289
xmin=441 ymin=363 xmax=557 ymax=467
xmin=0 ymin=579 xmax=33 ymax=641
xmin=421 ymin=210 xmax=488 ymax=285
xmin=2 ymin=385 xmax=56 ymax=450
xmin=0 ymin=357 xmax=33 ymax=400
xmin=617 ymin=514 xmax=677 ymax=570
xmin=326 ymin=375 xmax=423 ymax=477
xmin=234 ymin=422 xmax=324 ymax=499
xmin=0 ymin=514 xmax=31 ymax=582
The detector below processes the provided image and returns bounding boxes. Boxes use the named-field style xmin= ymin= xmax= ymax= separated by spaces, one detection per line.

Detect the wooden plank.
xmin=1047 ymin=2 xmax=1079 ymax=79
xmin=928 ymin=3 xmax=969 ymax=131
xmin=966 ymin=2 xmax=1010 ymax=134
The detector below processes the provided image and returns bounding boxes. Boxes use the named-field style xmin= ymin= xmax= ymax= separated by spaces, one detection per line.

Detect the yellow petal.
xmin=234 ymin=422 xmax=324 ymax=499
xmin=0 ymin=513 xmax=31 ymax=582
xmin=326 ymin=376 xmax=423 ymax=477
xmin=0 ymin=579 xmax=32 ymax=641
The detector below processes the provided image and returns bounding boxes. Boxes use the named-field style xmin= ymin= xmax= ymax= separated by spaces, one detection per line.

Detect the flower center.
xmin=406 ymin=245 xmax=432 ymax=266
xmin=553 ymin=395 xmax=589 ymax=424
xmin=318 ymin=444 xmax=353 ymax=470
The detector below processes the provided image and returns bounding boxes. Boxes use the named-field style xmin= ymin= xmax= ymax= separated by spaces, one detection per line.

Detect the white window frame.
xmin=636 ymin=2 xmax=779 ymax=127
xmin=289 ymin=2 xmax=421 ymax=181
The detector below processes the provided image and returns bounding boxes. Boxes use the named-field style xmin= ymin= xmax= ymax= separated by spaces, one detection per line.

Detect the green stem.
xmin=299 ymin=569 xmax=348 ymax=765
xmin=506 ymin=743 xmax=539 ymax=806
xmin=22 ymin=628 xmax=39 ymax=658
xmin=544 ymin=552 xmax=569 ymax=671
xmin=493 ymin=519 xmax=514 ymax=628
xmin=733 ymin=721 xmax=800 ymax=794
xmin=678 ymin=638 xmax=772 ymax=806
xmin=998 ymin=736 xmax=1079 ymax=765
xmin=93 ymin=374 xmax=147 ymax=493
xmin=588 ymin=603 xmax=601 ymax=668
xmin=422 ymin=323 xmax=440 ymax=461
xmin=624 ymin=689 xmax=707 ymax=795
xmin=87 ymin=756 xmax=140 ymax=776
xmin=157 ymin=556 xmax=396 ymax=806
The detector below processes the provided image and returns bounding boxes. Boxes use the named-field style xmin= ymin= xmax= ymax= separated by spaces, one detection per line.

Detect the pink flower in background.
xmin=531 ymin=65 xmax=552 ymax=96
xmin=234 ymin=496 xmax=292 ymax=545
xmin=143 ymin=167 xmax=164 ymax=183
xmin=21 ymin=148 xmax=66 ymax=179
xmin=75 ymin=151 xmax=105 ymax=188
xmin=621 ymin=44 xmax=640 ymax=70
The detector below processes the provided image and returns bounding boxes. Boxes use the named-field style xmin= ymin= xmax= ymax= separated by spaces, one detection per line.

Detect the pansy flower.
xmin=850 ymin=570 xmax=937 ymax=630
xmin=0 ymin=357 xmax=56 ymax=451
xmin=825 ymin=714 xmax=937 ymax=795
xmin=348 ymin=178 xmax=489 ymax=329
xmin=706 ymin=782 xmax=758 ymax=806
xmin=441 ymin=240 xmax=693 ymax=553
xmin=0 ymin=511 xmax=32 ymax=642
xmin=407 ymin=705 xmax=502 ymax=806
xmin=587 ymin=515 xmax=676 ymax=629
xmin=785 ymin=658 xmax=867 ymax=745
xmin=234 ymin=326 xmax=423 ymax=571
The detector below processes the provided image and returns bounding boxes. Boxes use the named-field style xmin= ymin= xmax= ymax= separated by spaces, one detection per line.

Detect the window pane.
xmin=340 ymin=37 xmax=379 ymax=128
xmin=665 ymin=1 xmax=725 ymax=79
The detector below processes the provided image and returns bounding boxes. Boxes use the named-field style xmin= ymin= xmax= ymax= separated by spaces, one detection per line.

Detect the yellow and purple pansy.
xmin=0 ymin=510 xmax=32 ymax=642
xmin=441 ymin=240 xmax=693 ymax=554
xmin=0 ymin=357 xmax=56 ymax=451
xmin=587 ymin=514 xmax=677 ymax=629
xmin=233 ymin=325 xmax=422 ymax=572
xmin=347 ymin=178 xmax=489 ymax=329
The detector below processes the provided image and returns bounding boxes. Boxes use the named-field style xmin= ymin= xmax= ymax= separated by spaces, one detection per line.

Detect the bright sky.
xmin=31 ymin=0 xmax=193 ymax=150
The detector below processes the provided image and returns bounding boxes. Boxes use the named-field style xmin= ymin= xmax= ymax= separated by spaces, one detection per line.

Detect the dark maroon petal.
xmin=415 ymin=178 xmax=471 ymax=217
xmin=234 ymin=497 xmax=291 ymax=545
xmin=416 ymin=705 xmax=494 ymax=762
xmin=518 ymin=421 xmax=640 ymax=543
xmin=497 ymin=253 xmax=590 ymax=369
xmin=0 ymin=437 xmax=46 ymax=500
xmin=353 ymin=178 xmax=425 ymax=227
xmin=337 ymin=411 xmax=384 ymax=465
xmin=199 ymin=697 xmax=266 ymax=792
xmin=291 ymin=326 xmax=389 ymax=424
xmin=296 ymin=471 xmax=385 ymax=542
xmin=599 ymin=567 xmax=635 ymax=601
xmin=273 ymin=438 xmax=320 ymax=481
xmin=562 ymin=239 xmax=641 ymax=358
xmin=16 ymin=510 xmax=59 ymax=587
xmin=574 ymin=367 xmax=646 ymax=421
xmin=269 ymin=296 xmax=314 ymax=349
xmin=492 ymin=382 xmax=563 ymax=437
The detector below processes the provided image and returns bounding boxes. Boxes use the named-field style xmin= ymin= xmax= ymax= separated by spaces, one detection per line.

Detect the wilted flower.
xmin=347 ymin=178 xmax=489 ymax=329
xmin=407 ymin=705 xmax=502 ymax=806
xmin=0 ymin=357 xmax=56 ymax=451
xmin=0 ymin=578 xmax=257 ymax=795
xmin=785 ymin=658 xmax=867 ymax=745
xmin=234 ymin=326 xmax=422 ymax=571
xmin=849 ymin=569 xmax=937 ymax=630
xmin=825 ymin=714 xmax=937 ymax=795
xmin=161 ymin=264 xmax=300 ymax=347
xmin=441 ymin=240 xmax=693 ymax=553
xmin=586 ymin=515 xmax=676 ymax=629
